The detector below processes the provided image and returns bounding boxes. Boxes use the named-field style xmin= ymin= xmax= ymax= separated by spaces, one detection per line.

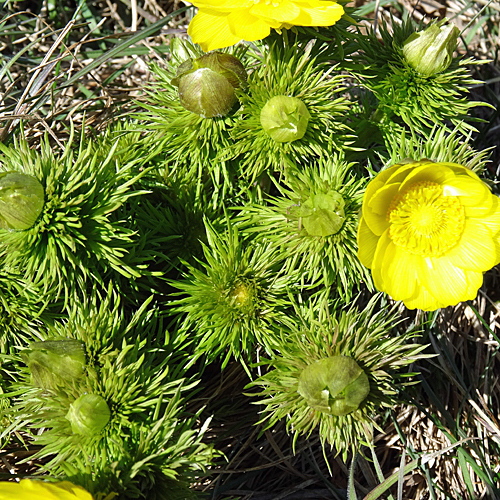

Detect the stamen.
xmin=387 ymin=181 xmax=465 ymax=257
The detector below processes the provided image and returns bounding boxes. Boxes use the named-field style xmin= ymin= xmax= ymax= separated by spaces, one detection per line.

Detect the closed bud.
xmin=228 ymin=278 xmax=258 ymax=316
xmin=260 ymin=96 xmax=310 ymax=143
xmin=290 ymin=191 xmax=345 ymax=237
xmin=21 ymin=340 xmax=86 ymax=390
xmin=297 ymin=356 xmax=370 ymax=416
xmin=0 ymin=172 xmax=44 ymax=230
xmin=170 ymin=38 xmax=192 ymax=67
xmin=172 ymin=52 xmax=247 ymax=118
xmin=403 ymin=20 xmax=459 ymax=76
xmin=66 ymin=393 xmax=111 ymax=436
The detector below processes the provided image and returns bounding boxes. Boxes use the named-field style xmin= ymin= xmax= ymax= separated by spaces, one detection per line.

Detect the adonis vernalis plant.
xmin=2 ymin=289 xmax=213 ymax=500
xmin=0 ymin=129 xmax=150 ymax=302
xmin=230 ymin=40 xmax=352 ymax=182
xmin=1 ymin=1 xmax=498 ymax=497
xmin=237 ymin=155 xmax=372 ymax=298
xmin=139 ymin=42 xmax=248 ymax=203
xmin=351 ymin=17 xmax=488 ymax=138
xmin=171 ymin=219 xmax=298 ymax=368
xmin=249 ymin=295 xmax=430 ymax=459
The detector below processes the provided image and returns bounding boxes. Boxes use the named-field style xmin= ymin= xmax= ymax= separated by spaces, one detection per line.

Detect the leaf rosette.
xmin=249 ymin=295 xmax=430 ymax=458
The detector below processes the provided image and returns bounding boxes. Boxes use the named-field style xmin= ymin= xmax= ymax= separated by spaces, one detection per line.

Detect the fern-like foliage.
xmin=1 ymin=288 xmax=213 ymax=500
xmin=350 ymin=18 xmax=489 ymax=137
xmin=248 ymin=295 xmax=431 ymax=460
xmin=0 ymin=127 xmax=150 ymax=302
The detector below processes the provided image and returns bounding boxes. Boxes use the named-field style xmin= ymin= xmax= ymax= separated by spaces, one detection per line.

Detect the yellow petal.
xmin=192 ymin=0 xmax=253 ymax=11
xmin=227 ymin=9 xmax=272 ymax=40
xmin=293 ymin=0 xmax=340 ymax=6
xmin=379 ymin=243 xmax=420 ymax=301
xmin=362 ymin=179 xmax=385 ymax=214
xmin=442 ymin=175 xmax=492 ymax=208
xmin=384 ymin=162 xmax=417 ymax=184
xmin=465 ymin=203 xmax=495 ymax=218
xmin=364 ymin=181 xmax=400 ymax=236
xmin=364 ymin=164 xmax=410 ymax=204
xmin=188 ymin=10 xmax=242 ymax=51
xmin=478 ymin=194 xmax=500 ymax=238
xmin=445 ymin=219 xmax=498 ymax=272
xmin=0 ymin=480 xmax=93 ymax=500
xmin=403 ymin=282 xmax=447 ymax=311
xmin=439 ymin=162 xmax=482 ymax=181
xmin=420 ymin=256 xmax=472 ymax=306
xmin=290 ymin=2 xmax=343 ymax=26
xmin=357 ymin=216 xmax=379 ymax=268
xmin=363 ymin=165 xmax=403 ymax=204
xmin=370 ymin=228 xmax=390 ymax=293
xmin=398 ymin=163 xmax=455 ymax=192
xmin=463 ymin=269 xmax=484 ymax=302
xmin=361 ymin=164 xmax=415 ymax=236
xmin=250 ymin=0 xmax=300 ymax=22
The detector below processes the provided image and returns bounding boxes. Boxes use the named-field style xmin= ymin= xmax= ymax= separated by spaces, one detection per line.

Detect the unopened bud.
xmin=0 ymin=172 xmax=44 ymax=230
xmin=172 ymin=52 xmax=247 ymax=118
xmin=290 ymin=191 xmax=345 ymax=237
xmin=297 ymin=356 xmax=370 ymax=416
xmin=260 ymin=96 xmax=310 ymax=143
xmin=228 ymin=278 xmax=257 ymax=316
xmin=403 ymin=20 xmax=459 ymax=76
xmin=66 ymin=393 xmax=111 ymax=436
xmin=22 ymin=340 xmax=86 ymax=390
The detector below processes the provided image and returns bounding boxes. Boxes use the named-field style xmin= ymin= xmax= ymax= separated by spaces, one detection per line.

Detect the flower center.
xmin=387 ymin=181 xmax=465 ymax=257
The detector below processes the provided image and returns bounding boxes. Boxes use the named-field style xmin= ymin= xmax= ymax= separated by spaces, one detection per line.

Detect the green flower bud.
xmin=403 ymin=20 xmax=459 ymax=76
xmin=66 ymin=393 xmax=111 ymax=436
xmin=170 ymin=38 xmax=192 ymax=66
xmin=21 ymin=340 xmax=86 ymax=390
xmin=297 ymin=356 xmax=370 ymax=416
xmin=290 ymin=191 xmax=345 ymax=237
xmin=0 ymin=172 xmax=44 ymax=230
xmin=172 ymin=52 xmax=247 ymax=118
xmin=228 ymin=278 xmax=258 ymax=316
xmin=260 ymin=95 xmax=311 ymax=143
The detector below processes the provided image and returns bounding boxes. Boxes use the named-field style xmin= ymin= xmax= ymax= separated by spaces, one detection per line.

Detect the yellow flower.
xmin=357 ymin=160 xmax=500 ymax=311
xmin=187 ymin=0 xmax=344 ymax=51
xmin=0 ymin=480 xmax=93 ymax=500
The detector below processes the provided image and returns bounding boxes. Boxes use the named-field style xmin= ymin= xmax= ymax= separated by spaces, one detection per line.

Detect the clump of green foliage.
xmin=0 ymin=5 xmax=497 ymax=499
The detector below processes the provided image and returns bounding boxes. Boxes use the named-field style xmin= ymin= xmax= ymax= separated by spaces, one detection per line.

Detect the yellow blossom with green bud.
xmin=357 ymin=160 xmax=500 ymax=311
xmin=187 ymin=0 xmax=344 ymax=51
